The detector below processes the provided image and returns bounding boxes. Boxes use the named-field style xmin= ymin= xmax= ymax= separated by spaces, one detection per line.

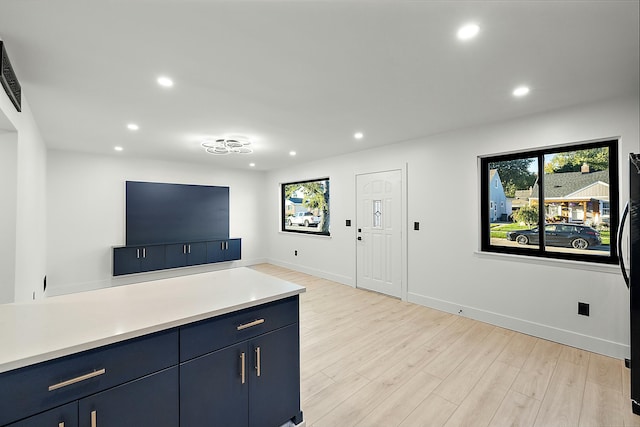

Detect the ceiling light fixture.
xmin=127 ymin=123 xmax=139 ymax=131
xmin=289 ymin=151 xmax=297 ymax=156
xmin=202 ymin=136 xmax=253 ymax=155
xmin=354 ymin=132 xmax=364 ymax=140
xmin=513 ymin=85 xmax=530 ymax=97
xmin=114 ymin=146 xmax=123 ymax=151
xmin=457 ymin=23 xmax=480 ymax=41
xmin=249 ymin=163 xmax=256 ymax=167
xmin=157 ymin=76 xmax=174 ymax=88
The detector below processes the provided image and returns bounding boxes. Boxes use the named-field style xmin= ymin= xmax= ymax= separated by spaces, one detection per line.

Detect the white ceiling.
xmin=0 ymin=0 xmax=638 ymax=171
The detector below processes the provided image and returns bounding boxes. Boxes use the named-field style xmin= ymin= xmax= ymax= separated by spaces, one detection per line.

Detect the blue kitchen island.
xmin=0 ymin=268 xmax=305 ymax=427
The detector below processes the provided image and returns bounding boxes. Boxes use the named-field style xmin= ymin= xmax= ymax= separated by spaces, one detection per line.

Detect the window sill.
xmin=474 ymin=250 xmax=623 ymax=275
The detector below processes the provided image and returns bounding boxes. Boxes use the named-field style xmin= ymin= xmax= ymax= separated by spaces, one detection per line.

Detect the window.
xmin=281 ymin=177 xmax=330 ymax=236
xmin=481 ymin=139 xmax=619 ymax=264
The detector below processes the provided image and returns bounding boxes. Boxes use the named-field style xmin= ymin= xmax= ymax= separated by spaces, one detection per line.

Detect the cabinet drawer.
xmin=180 ymin=296 xmax=298 ymax=361
xmin=0 ymin=329 xmax=178 ymax=426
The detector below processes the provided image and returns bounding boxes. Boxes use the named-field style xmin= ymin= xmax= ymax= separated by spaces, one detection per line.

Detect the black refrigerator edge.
xmin=619 ymin=153 xmax=640 ymax=415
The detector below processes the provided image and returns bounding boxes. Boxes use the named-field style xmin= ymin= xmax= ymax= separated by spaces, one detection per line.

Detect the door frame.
xmin=354 ymin=165 xmax=408 ymax=301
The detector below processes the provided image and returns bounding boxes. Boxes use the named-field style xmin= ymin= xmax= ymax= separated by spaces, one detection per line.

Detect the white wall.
xmin=46 ymin=150 xmax=268 ymax=296
xmin=266 ymin=95 xmax=640 ymax=359
xmin=0 ymin=131 xmax=17 ymax=303
xmin=0 ymin=90 xmax=47 ymax=303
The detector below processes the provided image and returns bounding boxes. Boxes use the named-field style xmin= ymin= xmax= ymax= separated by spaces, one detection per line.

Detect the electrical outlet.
xmin=578 ymin=302 xmax=590 ymax=316
xmin=294 ymin=250 xmax=298 ymax=256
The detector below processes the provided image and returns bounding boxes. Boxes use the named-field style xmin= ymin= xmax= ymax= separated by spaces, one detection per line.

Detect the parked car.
xmin=287 ymin=211 xmax=321 ymax=227
xmin=506 ymin=224 xmax=601 ymax=249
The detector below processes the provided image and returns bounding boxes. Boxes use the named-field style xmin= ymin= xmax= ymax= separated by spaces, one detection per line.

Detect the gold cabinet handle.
xmin=240 ymin=352 xmax=246 ymax=384
xmin=255 ymin=346 xmax=261 ymax=377
xmin=237 ymin=318 xmax=265 ymax=331
xmin=91 ymin=410 xmax=97 ymax=427
xmin=48 ymin=368 xmax=106 ymax=391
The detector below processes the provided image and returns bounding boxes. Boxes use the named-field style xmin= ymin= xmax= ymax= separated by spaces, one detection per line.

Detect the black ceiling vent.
xmin=0 ymin=41 xmax=21 ymax=112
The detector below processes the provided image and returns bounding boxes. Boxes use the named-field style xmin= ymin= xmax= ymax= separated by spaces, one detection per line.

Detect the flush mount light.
xmin=157 ymin=76 xmax=174 ymax=88
xmin=127 ymin=123 xmax=139 ymax=131
xmin=457 ymin=23 xmax=480 ymax=41
xmin=114 ymin=146 xmax=123 ymax=151
xmin=289 ymin=151 xmax=297 ymax=156
xmin=354 ymin=132 xmax=364 ymax=140
xmin=202 ymin=135 xmax=253 ymax=155
xmin=249 ymin=163 xmax=256 ymax=167
xmin=513 ymin=85 xmax=530 ymax=97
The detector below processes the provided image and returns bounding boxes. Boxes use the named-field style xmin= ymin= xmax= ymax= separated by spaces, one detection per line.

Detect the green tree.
xmin=544 ymin=147 xmax=609 ymax=173
xmin=488 ymin=159 xmax=537 ymax=197
xmin=513 ymin=204 xmax=538 ymax=227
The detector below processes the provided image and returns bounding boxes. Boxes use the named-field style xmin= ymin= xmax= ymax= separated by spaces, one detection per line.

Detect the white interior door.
xmin=356 ymin=170 xmax=402 ymax=298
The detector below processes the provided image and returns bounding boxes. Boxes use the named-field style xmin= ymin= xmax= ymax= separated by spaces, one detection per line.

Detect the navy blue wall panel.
xmin=126 ymin=181 xmax=229 ymax=246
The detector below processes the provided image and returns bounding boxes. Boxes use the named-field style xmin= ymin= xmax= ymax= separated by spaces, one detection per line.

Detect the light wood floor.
xmin=251 ymin=264 xmax=639 ymax=427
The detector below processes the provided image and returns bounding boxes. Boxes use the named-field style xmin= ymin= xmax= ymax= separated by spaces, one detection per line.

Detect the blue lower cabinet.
xmin=249 ymin=324 xmax=302 ymax=427
xmin=206 ymin=239 xmax=242 ymax=263
xmin=225 ymin=239 xmax=242 ymax=261
xmin=180 ymin=342 xmax=249 ymax=427
xmin=113 ymin=245 xmax=165 ymax=276
xmin=6 ymin=402 xmax=78 ymax=427
xmin=78 ymin=367 xmax=178 ymax=427
xmin=180 ymin=324 xmax=301 ymax=427
xmin=114 ymin=239 xmax=240 ymax=276
xmin=165 ymin=242 xmax=207 ymax=269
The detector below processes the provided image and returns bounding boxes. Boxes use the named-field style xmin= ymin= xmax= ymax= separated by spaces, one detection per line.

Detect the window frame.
xmin=480 ymin=139 xmax=619 ymax=264
xmin=280 ymin=177 xmax=330 ymax=236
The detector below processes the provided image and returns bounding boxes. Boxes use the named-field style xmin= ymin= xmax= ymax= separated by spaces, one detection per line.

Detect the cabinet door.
xmin=249 ymin=324 xmax=301 ymax=427
xmin=113 ymin=247 xmax=140 ymax=276
xmin=225 ymin=239 xmax=242 ymax=261
xmin=164 ymin=244 xmax=187 ymax=269
xmin=186 ymin=242 xmax=207 ymax=266
xmin=180 ymin=342 xmax=249 ymax=427
xmin=206 ymin=240 xmax=225 ymax=263
xmin=138 ymin=245 xmax=165 ymax=272
xmin=78 ymin=367 xmax=178 ymax=427
xmin=7 ymin=402 xmax=78 ymax=427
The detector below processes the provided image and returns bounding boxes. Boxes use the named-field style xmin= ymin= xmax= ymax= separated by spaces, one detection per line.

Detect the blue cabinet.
xmin=113 ymin=245 xmax=165 ymax=275
xmin=206 ymin=239 xmax=241 ymax=263
xmin=113 ymin=238 xmax=240 ymax=276
xmin=165 ymin=242 xmax=207 ymax=269
xmin=78 ymin=367 xmax=178 ymax=427
xmin=0 ymin=296 xmax=300 ymax=427
xmin=180 ymin=342 xmax=249 ymax=427
xmin=179 ymin=296 xmax=302 ymax=427
xmin=6 ymin=402 xmax=78 ymax=427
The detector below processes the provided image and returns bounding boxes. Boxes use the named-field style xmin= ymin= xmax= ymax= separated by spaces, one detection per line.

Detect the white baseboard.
xmin=408 ymin=292 xmax=629 ymax=360
xmin=266 ymin=259 xmax=354 ymax=287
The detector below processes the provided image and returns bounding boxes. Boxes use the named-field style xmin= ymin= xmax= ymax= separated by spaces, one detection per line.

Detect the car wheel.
xmin=304 ymin=220 xmax=309 ymax=227
xmin=571 ymin=238 xmax=589 ymax=249
xmin=516 ymin=235 xmax=529 ymax=245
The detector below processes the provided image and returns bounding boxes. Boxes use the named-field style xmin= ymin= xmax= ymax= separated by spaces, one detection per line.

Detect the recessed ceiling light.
xmin=457 ymin=23 xmax=480 ymax=41
xmin=354 ymin=132 xmax=364 ymax=140
xmin=289 ymin=151 xmax=297 ymax=156
xmin=513 ymin=85 xmax=530 ymax=97
xmin=157 ymin=76 xmax=174 ymax=88
xmin=127 ymin=123 xmax=139 ymax=131
xmin=249 ymin=163 xmax=256 ymax=167
xmin=114 ymin=146 xmax=123 ymax=152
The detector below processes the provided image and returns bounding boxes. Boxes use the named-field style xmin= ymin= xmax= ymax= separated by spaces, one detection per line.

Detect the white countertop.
xmin=0 ymin=267 xmax=305 ymax=374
